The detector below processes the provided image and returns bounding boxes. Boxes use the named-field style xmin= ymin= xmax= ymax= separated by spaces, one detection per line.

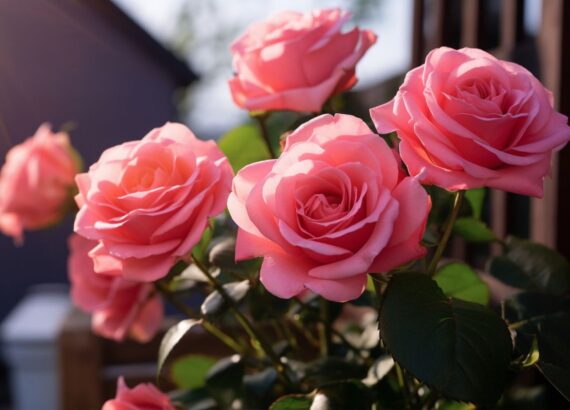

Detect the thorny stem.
xmin=154 ymin=281 xmax=244 ymax=354
xmin=427 ymin=190 xmax=465 ymax=276
xmin=255 ymin=114 xmax=277 ymax=159
xmin=192 ymin=255 xmax=293 ymax=387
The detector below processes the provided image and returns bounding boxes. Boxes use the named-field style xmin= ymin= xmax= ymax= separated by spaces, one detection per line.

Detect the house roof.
xmin=83 ymin=0 xmax=197 ymax=87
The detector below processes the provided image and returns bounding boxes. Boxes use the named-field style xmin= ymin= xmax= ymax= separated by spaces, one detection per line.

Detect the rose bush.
xmin=228 ymin=113 xmax=430 ymax=302
xmin=102 ymin=377 xmax=175 ymax=410
xmin=229 ymin=8 xmax=376 ymax=113
xmin=370 ymin=47 xmax=570 ymax=197
xmin=74 ymin=122 xmax=233 ymax=282
xmin=0 ymin=124 xmax=79 ymax=243
xmin=68 ymin=234 xmax=163 ymax=343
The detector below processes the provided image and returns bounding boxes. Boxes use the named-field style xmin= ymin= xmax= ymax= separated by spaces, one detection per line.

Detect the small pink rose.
xmin=102 ymin=377 xmax=175 ymax=410
xmin=370 ymin=47 xmax=570 ymax=197
xmin=74 ymin=123 xmax=233 ymax=282
xmin=0 ymin=124 xmax=80 ymax=243
xmin=68 ymin=234 xmax=163 ymax=343
xmin=229 ymin=8 xmax=376 ymax=113
xmin=228 ymin=114 xmax=430 ymax=302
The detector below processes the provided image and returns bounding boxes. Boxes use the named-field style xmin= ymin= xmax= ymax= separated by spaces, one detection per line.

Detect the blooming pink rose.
xmin=68 ymin=234 xmax=163 ymax=343
xmin=0 ymin=124 xmax=79 ymax=243
xmin=228 ymin=114 xmax=430 ymax=302
xmin=229 ymin=8 xmax=376 ymax=113
xmin=74 ymin=123 xmax=233 ymax=282
xmin=370 ymin=47 xmax=570 ymax=197
xmin=102 ymin=377 xmax=175 ymax=410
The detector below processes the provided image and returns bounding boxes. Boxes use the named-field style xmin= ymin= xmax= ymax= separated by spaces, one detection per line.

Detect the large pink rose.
xmin=229 ymin=8 xmax=376 ymax=113
xmin=102 ymin=377 xmax=175 ymax=410
xmin=370 ymin=47 xmax=570 ymax=197
xmin=74 ymin=123 xmax=233 ymax=282
xmin=68 ymin=234 xmax=163 ymax=343
xmin=228 ymin=114 xmax=430 ymax=302
xmin=0 ymin=124 xmax=79 ymax=243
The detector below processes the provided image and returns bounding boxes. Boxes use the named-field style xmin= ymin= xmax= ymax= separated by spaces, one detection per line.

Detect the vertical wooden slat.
xmin=531 ymin=0 xmax=564 ymax=247
xmin=411 ymin=0 xmax=425 ymax=67
xmin=461 ymin=0 xmax=480 ymax=47
xmin=555 ymin=2 xmax=570 ymax=257
xmin=58 ymin=309 xmax=103 ymax=410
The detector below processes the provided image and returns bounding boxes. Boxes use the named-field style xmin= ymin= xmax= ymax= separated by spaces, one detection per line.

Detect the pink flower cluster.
xmin=69 ymin=122 xmax=233 ymax=341
xmin=0 ymin=124 xmax=79 ymax=243
xmin=0 ymin=8 xmax=568 ymax=348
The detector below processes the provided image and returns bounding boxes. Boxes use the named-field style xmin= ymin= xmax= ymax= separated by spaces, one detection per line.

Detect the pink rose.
xmin=229 ymin=8 xmax=376 ymax=113
xmin=370 ymin=47 xmax=570 ymax=197
xmin=102 ymin=377 xmax=175 ymax=410
xmin=0 ymin=124 xmax=79 ymax=243
xmin=228 ymin=114 xmax=430 ymax=302
xmin=68 ymin=234 xmax=163 ymax=343
xmin=74 ymin=123 xmax=233 ymax=282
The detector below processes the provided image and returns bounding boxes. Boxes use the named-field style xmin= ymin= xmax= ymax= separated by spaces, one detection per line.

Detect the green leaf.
xmin=487 ymin=256 xmax=531 ymax=290
xmin=453 ymin=217 xmax=497 ymax=242
xmin=218 ymin=124 xmax=271 ymax=172
xmin=208 ymin=237 xmax=236 ymax=269
xmin=157 ymin=319 xmax=201 ymax=383
xmin=490 ymin=237 xmax=570 ymax=295
xmin=379 ymin=272 xmax=512 ymax=405
xmin=303 ymin=357 xmax=368 ymax=387
xmin=269 ymin=395 xmax=312 ymax=410
xmin=434 ymin=262 xmax=490 ymax=305
xmin=465 ymin=188 xmax=486 ymax=219
xmin=504 ymin=292 xmax=570 ymax=401
xmin=170 ymin=354 xmax=217 ymax=389
xmin=200 ymin=280 xmax=251 ymax=316
xmin=206 ymin=355 xmax=244 ymax=406
xmin=521 ymin=336 xmax=540 ymax=368
xmin=315 ymin=380 xmax=374 ymax=410
xmin=437 ymin=401 xmax=476 ymax=410
xmin=169 ymin=387 xmax=217 ymax=410
xmin=362 ymin=355 xmax=395 ymax=386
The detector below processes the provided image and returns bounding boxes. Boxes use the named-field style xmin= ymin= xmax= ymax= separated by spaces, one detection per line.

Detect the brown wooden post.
xmin=58 ymin=309 xmax=103 ymax=410
xmin=531 ymin=0 xmax=565 ymax=247
xmin=412 ymin=0 xmax=425 ymax=67
xmin=461 ymin=0 xmax=480 ymax=47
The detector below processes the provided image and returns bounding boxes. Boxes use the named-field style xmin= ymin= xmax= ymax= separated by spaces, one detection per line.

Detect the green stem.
xmin=255 ymin=114 xmax=277 ymax=159
xmin=427 ymin=190 xmax=465 ymax=276
xmin=395 ymin=363 xmax=415 ymax=409
xmin=154 ymin=281 xmax=244 ymax=354
xmin=318 ymin=298 xmax=331 ymax=357
xmin=192 ymin=255 xmax=293 ymax=387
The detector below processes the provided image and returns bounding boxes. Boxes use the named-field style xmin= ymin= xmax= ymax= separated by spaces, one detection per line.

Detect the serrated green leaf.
xmin=453 ymin=217 xmax=497 ymax=242
xmin=504 ymin=292 xmax=570 ymax=401
xmin=219 ymin=124 xmax=271 ymax=172
xmin=379 ymin=272 xmax=512 ymax=405
xmin=171 ymin=354 xmax=217 ymax=389
xmin=492 ymin=237 xmax=570 ymax=295
xmin=435 ymin=262 xmax=490 ymax=305
xmin=157 ymin=319 xmax=201 ymax=384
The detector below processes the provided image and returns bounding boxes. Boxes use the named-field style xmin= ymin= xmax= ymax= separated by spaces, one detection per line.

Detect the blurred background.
xmin=0 ymin=0 xmax=568 ymax=409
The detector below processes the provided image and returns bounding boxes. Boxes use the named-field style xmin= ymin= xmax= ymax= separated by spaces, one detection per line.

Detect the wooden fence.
xmin=412 ymin=0 xmax=570 ymax=257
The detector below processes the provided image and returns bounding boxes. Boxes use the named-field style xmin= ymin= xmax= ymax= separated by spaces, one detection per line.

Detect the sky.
xmin=112 ymin=0 xmax=413 ymax=138
xmin=111 ymin=0 xmax=541 ymax=138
